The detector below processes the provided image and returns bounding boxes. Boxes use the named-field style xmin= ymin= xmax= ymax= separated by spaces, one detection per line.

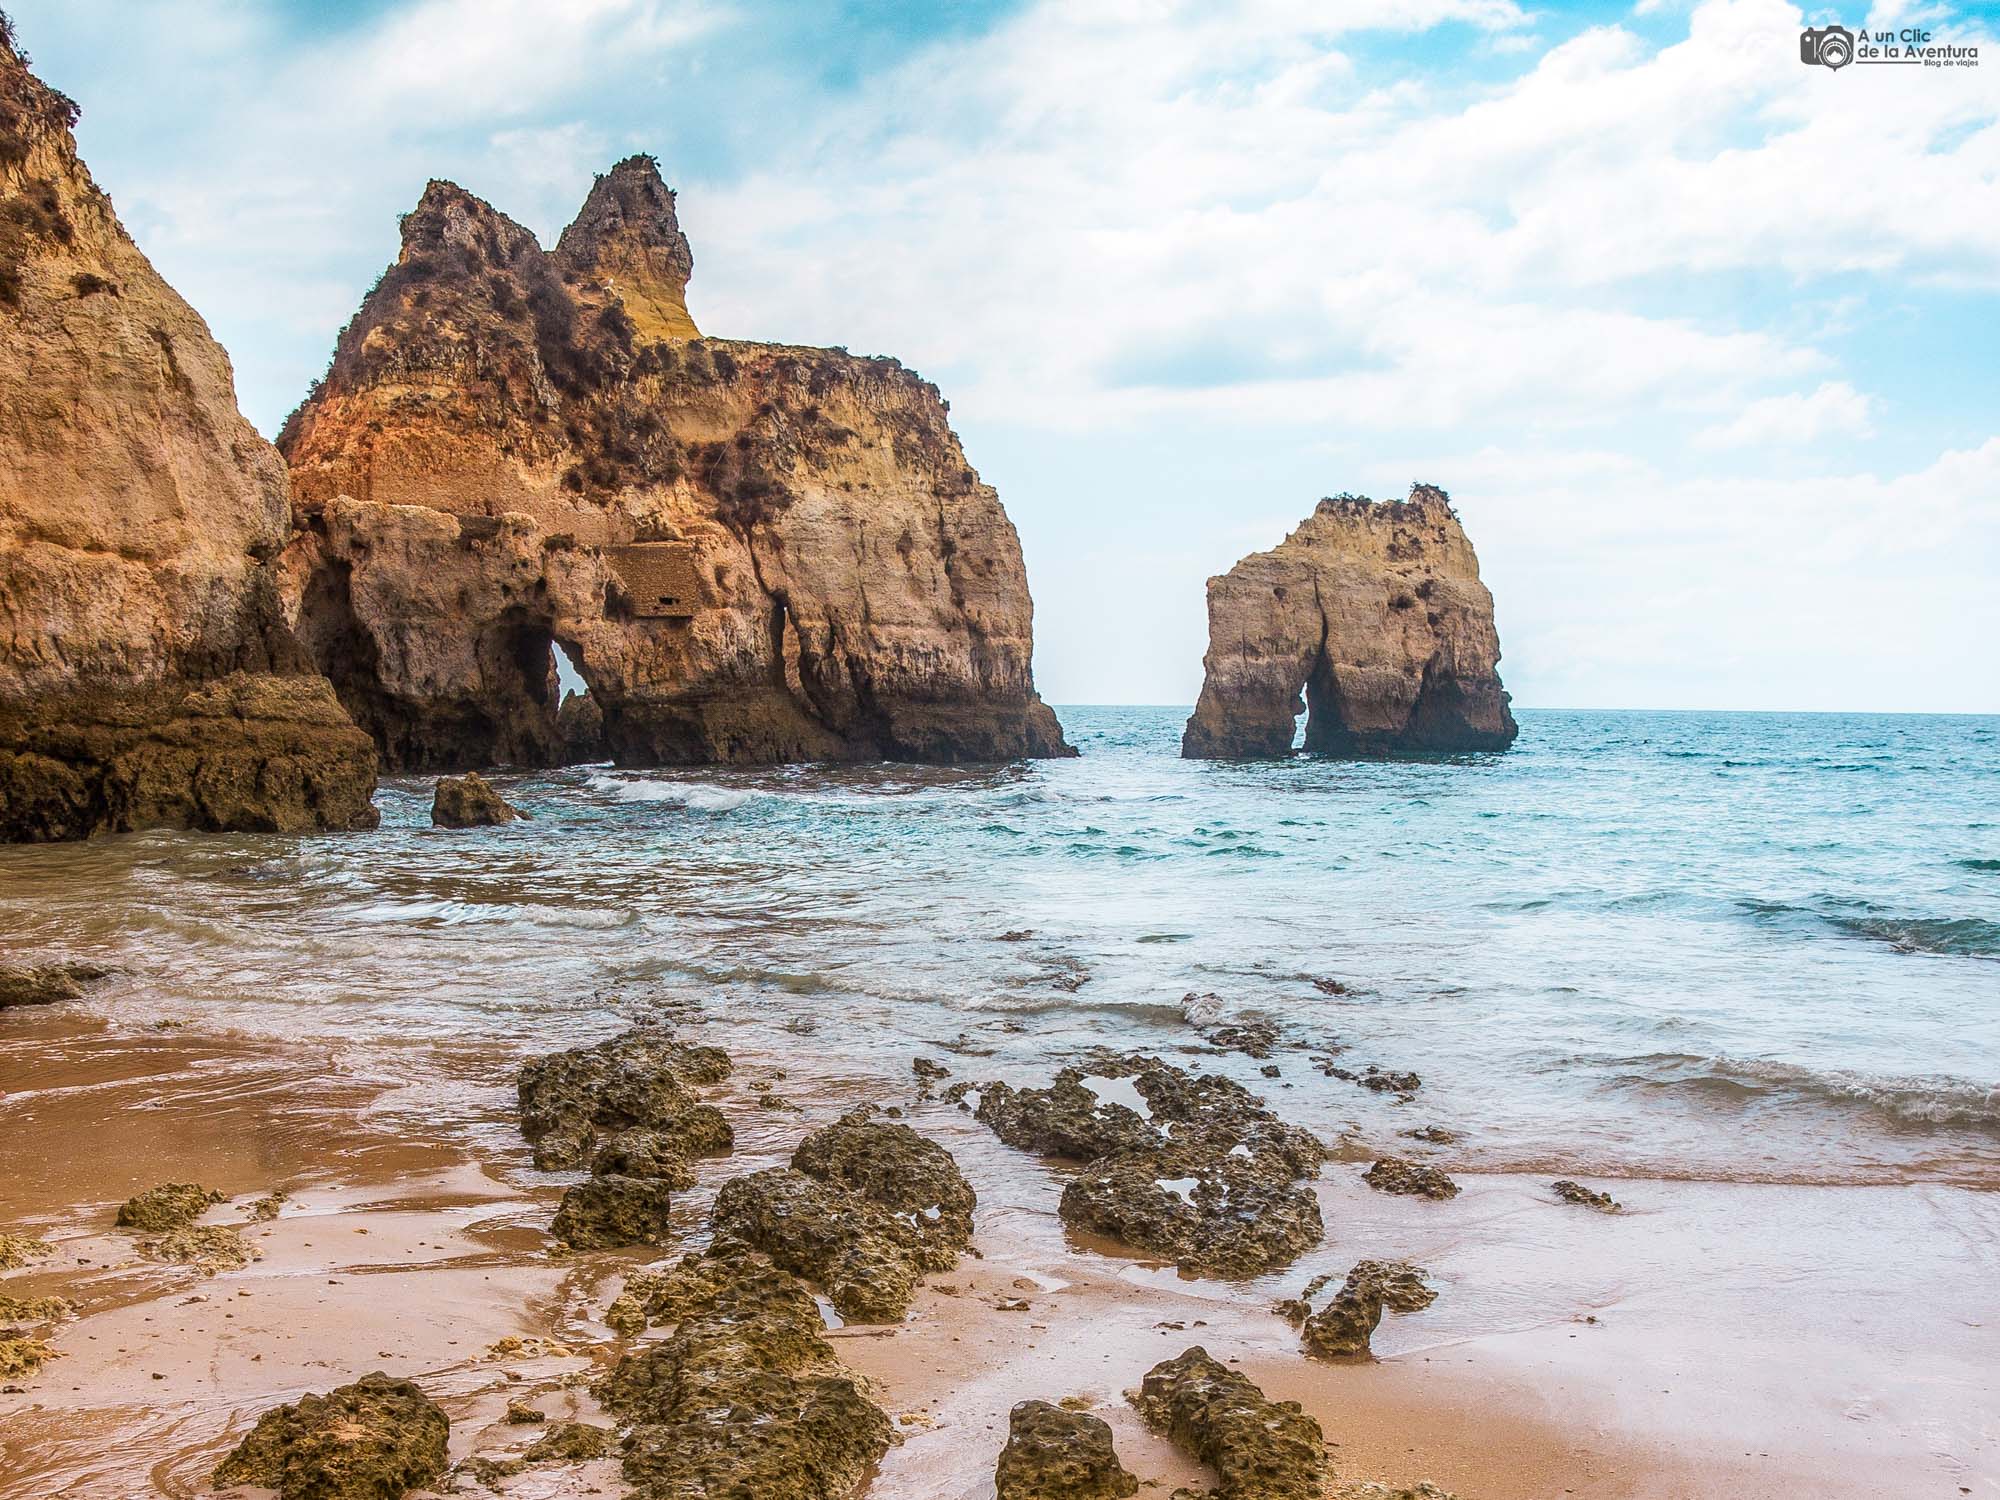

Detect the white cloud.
xmin=1696 ymin=380 xmax=1876 ymax=448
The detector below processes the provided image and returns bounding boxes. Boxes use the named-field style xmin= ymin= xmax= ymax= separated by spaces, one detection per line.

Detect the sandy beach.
xmin=4 ymin=998 xmax=1991 ymax=1500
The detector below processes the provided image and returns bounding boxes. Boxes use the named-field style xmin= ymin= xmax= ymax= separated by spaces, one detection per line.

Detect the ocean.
xmin=5 ymin=705 xmax=1994 ymax=1189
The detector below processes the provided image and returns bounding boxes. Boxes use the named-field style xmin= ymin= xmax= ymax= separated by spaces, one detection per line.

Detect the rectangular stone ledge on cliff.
xmin=0 ymin=673 xmax=380 ymax=843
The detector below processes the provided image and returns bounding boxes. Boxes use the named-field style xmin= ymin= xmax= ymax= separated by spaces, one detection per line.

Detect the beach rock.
xmin=0 ymin=1234 xmax=49 ymax=1270
xmin=549 ymin=1174 xmax=676 ymax=1250
xmin=1363 ymin=1157 xmax=1460 ymax=1200
xmin=429 ymin=772 xmax=524 ymax=828
xmin=978 ymin=1054 xmax=1328 ymax=1276
xmin=1182 ymin=486 xmax=1515 ymax=759
xmin=0 ymin=1293 xmax=74 ymax=1323
xmin=0 ymin=29 xmax=378 ymax=843
xmin=139 ymin=1223 xmax=253 ymax=1272
xmin=517 ymin=1027 xmax=731 ymax=1170
xmin=1059 ymin=1142 xmax=1323 ymax=1279
xmin=212 ymin=1371 xmax=449 ymax=1500
xmin=589 ymin=1127 xmax=702 ymax=1189
xmin=1130 ymin=1346 xmax=1327 ymax=1500
xmin=277 ymin=158 xmax=1071 ymax=774
xmin=0 ymin=1332 xmax=56 ymax=1380
xmin=1301 ymin=1281 xmax=1383 ymax=1359
xmin=523 ymin=1421 xmax=612 ymax=1462
xmin=1344 ymin=1258 xmax=1436 ymax=1313
xmin=1401 ymin=1125 xmax=1459 ymax=1145
xmin=1552 ymin=1179 xmax=1621 ymax=1212
xmin=1358 ymin=1067 xmax=1421 ymax=1094
xmin=994 ymin=1399 xmax=1139 ymax=1500
xmin=503 ymin=1399 xmax=545 ymax=1424
xmin=115 ymin=1182 xmax=223 ymax=1232
xmin=790 ymin=1105 xmax=977 ymax=1251
xmin=1332 ymin=1485 xmax=1460 ymax=1500
xmin=595 ymin=1248 xmax=892 ymax=1500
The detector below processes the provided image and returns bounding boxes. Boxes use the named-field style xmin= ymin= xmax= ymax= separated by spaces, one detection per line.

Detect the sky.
xmin=10 ymin=0 xmax=1998 ymax=712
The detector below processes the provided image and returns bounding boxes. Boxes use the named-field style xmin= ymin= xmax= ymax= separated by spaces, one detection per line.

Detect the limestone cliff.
xmin=279 ymin=157 xmax=1070 ymax=770
xmin=1182 ymin=487 xmax=1516 ymax=758
xmin=0 ymin=20 xmax=377 ymax=840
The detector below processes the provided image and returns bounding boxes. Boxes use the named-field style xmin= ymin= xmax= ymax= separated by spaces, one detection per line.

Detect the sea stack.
xmin=0 ymin=26 xmax=378 ymax=841
xmin=1182 ymin=485 xmax=1515 ymax=758
xmin=279 ymin=156 xmax=1071 ymax=770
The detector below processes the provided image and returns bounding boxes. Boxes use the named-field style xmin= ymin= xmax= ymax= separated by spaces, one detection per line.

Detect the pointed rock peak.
xmin=397 ymin=178 xmax=543 ymax=271
xmin=554 ymin=154 xmax=698 ymax=342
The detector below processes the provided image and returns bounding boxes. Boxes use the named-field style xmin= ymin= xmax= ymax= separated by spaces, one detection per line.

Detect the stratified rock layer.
xmin=0 ymin=27 xmax=377 ymax=841
xmin=279 ymin=156 xmax=1070 ymax=771
xmin=1183 ymin=486 xmax=1515 ymax=759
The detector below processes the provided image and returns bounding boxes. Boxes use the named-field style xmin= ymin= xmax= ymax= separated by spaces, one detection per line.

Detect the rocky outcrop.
xmin=995 ymin=1400 xmax=1139 ymax=1500
xmin=1130 ymin=1347 xmax=1327 ymax=1500
xmin=279 ymin=156 xmax=1071 ymax=771
xmin=212 ymin=1372 xmax=449 ymax=1500
xmin=1182 ymin=486 xmax=1515 ymax=759
xmin=595 ymin=1248 xmax=893 ymax=1499
xmin=0 ymin=24 xmax=377 ymax=841
xmin=974 ymin=1053 xmax=1327 ymax=1277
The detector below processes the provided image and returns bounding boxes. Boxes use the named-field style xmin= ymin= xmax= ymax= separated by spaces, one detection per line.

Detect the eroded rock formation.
xmin=1182 ymin=486 xmax=1515 ymax=759
xmin=279 ymin=156 xmax=1070 ymax=770
xmin=0 ymin=26 xmax=377 ymax=840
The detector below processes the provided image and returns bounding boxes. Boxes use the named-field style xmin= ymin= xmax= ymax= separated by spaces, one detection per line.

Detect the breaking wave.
xmin=1641 ymin=1054 xmax=2000 ymax=1132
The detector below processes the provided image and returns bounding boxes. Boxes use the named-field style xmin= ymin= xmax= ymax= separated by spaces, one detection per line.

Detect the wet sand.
xmin=2 ymin=1008 xmax=1994 ymax=1499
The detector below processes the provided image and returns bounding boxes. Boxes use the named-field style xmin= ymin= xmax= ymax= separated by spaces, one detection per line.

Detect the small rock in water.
xmin=504 ymin=1398 xmax=545 ymax=1424
xmin=994 ymin=1399 xmax=1139 ymax=1500
xmin=1552 ymin=1179 xmax=1621 ymax=1212
xmin=212 ymin=1371 xmax=449 ymax=1500
xmin=1312 ymin=977 xmax=1352 ymax=996
xmin=140 ymin=1224 xmax=255 ymax=1272
xmin=1401 ymin=1125 xmax=1459 ymax=1145
xmin=1301 ymin=1281 xmax=1382 ymax=1360
xmin=430 ymin=771 xmax=527 ymax=828
xmin=0 ymin=961 xmax=109 ymax=1009
xmin=1363 ymin=1157 xmax=1460 ymax=1200
xmin=116 ymin=1182 xmax=223 ymax=1232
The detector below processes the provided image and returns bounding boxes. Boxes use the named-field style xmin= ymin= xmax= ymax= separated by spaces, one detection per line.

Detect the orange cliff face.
xmin=0 ymin=23 xmax=376 ymax=841
xmin=1182 ymin=487 xmax=1517 ymax=759
xmin=279 ymin=156 xmax=1072 ymax=771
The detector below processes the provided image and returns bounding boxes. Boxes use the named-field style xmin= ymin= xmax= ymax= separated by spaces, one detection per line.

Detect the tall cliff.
xmin=1182 ymin=486 xmax=1516 ymax=758
xmin=0 ymin=21 xmax=377 ymax=841
xmin=279 ymin=157 xmax=1070 ymax=770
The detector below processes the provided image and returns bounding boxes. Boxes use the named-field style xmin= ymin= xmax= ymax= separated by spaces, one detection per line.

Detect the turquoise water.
xmin=4 ymin=706 xmax=1995 ymax=1186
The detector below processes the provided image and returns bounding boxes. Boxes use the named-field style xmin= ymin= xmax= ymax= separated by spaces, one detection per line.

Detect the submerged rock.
xmin=549 ymin=1174 xmax=676 ymax=1250
xmin=212 ymin=1371 xmax=448 ymax=1500
xmin=517 ymin=1027 xmax=731 ymax=1171
xmin=0 ymin=961 xmax=107 ymax=1008
xmin=1130 ymin=1346 xmax=1327 ymax=1500
xmin=430 ymin=772 xmax=525 ymax=828
xmin=1183 ymin=486 xmax=1515 ymax=759
xmin=595 ymin=1248 xmax=892 ymax=1500
xmin=115 ymin=1182 xmax=223 ymax=1232
xmin=1552 ymin=1179 xmax=1621 ymax=1212
xmin=994 ymin=1399 xmax=1139 ymax=1500
xmin=977 ymin=1053 xmax=1327 ymax=1276
xmin=1363 ymin=1157 xmax=1460 ymax=1201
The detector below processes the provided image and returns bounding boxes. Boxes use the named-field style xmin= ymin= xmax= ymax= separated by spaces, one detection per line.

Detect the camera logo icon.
xmin=1800 ymin=24 xmax=1856 ymax=68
